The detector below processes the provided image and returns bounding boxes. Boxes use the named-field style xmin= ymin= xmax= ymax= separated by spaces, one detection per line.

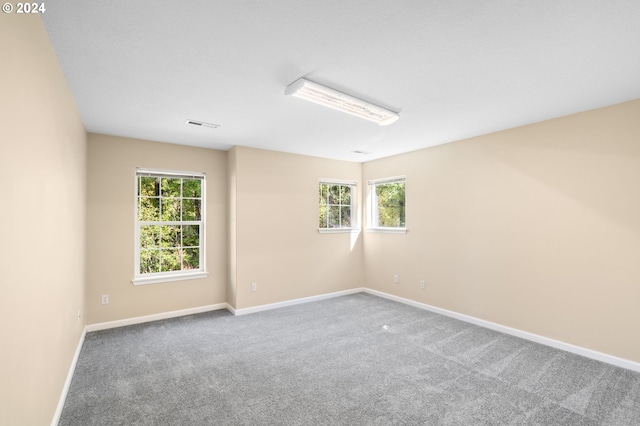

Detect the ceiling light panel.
xmin=285 ymin=78 xmax=399 ymax=126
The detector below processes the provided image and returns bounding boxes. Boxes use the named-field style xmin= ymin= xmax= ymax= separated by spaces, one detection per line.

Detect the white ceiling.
xmin=42 ymin=1 xmax=640 ymax=162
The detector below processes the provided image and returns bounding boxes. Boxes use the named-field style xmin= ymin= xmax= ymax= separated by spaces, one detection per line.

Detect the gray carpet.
xmin=59 ymin=293 xmax=640 ymax=425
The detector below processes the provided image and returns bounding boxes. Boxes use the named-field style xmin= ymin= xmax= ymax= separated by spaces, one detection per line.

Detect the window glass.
xmin=318 ymin=182 xmax=357 ymax=230
xmin=134 ymin=170 xmax=205 ymax=283
xmin=369 ymin=178 xmax=405 ymax=229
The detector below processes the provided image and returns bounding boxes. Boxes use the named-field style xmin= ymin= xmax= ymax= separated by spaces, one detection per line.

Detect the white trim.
xmin=86 ymin=303 xmax=227 ymax=332
xmin=318 ymin=228 xmax=360 ymax=234
xmin=319 ymin=178 xmax=358 ymax=185
xmin=136 ymin=168 xmax=205 ymax=179
xmin=132 ymin=271 xmax=209 ymax=286
xmin=226 ymin=304 xmax=237 ymax=315
xmin=231 ymin=288 xmax=364 ymax=316
xmin=366 ymin=227 xmax=407 ymax=234
xmin=367 ymin=175 xmax=406 ymax=185
xmin=51 ymin=327 xmax=86 ymax=426
xmin=363 ymin=288 xmax=640 ymax=373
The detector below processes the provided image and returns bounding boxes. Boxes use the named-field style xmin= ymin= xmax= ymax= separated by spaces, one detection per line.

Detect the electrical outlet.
xmin=251 ymin=283 xmax=257 ymax=292
xmin=101 ymin=294 xmax=109 ymax=305
xmin=420 ymin=280 xmax=425 ymax=289
xmin=394 ymin=274 xmax=399 ymax=283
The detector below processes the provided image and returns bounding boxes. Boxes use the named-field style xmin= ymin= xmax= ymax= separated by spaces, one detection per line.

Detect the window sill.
xmin=318 ymin=228 xmax=360 ymax=234
xmin=366 ymin=227 xmax=407 ymax=234
xmin=132 ymin=271 xmax=208 ymax=286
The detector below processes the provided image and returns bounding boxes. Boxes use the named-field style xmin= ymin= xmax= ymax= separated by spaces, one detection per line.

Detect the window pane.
xmin=140 ymin=225 xmax=160 ymax=248
xmin=319 ymin=183 xmax=328 ymax=202
xmin=138 ymin=197 xmax=159 ymax=221
xmin=340 ymin=206 xmax=351 ymax=227
xmin=378 ymin=207 xmax=398 ymax=227
xmin=140 ymin=249 xmax=160 ymax=274
xmin=319 ymin=184 xmax=328 ymax=228
xmin=375 ymin=182 xmax=405 ymax=228
xmin=183 ymin=248 xmax=199 ymax=270
xmin=318 ymin=204 xmax=327 ymax=228
xmin=183 ymin=179 xmax=201 ymax=198
xmin=161 ymin=178 xmax=181 ymax=197
xmin=328 ymin=185 xmax=340 ymax=204
xmin=160 ymin=249 xmax=181 ymax=272
xmin=328 ymin=206 xmax=340 ymax=228
xmin=161 ymin=197 xmax=181 ymax=221
xmin=140 ymin=177 xmax=160 ymax=197
xmin=161 ymin=225 xmax=181 ymax=247
xmin=341 ymin=186 xmax=351 ymax=204
xmin=182 ymin=225 xmax=199 ymax=247
xmin=182 ymin=199 xmax=201 ymax=221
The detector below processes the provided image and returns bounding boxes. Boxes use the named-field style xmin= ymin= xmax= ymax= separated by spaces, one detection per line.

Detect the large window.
xmin=133 ymin=169 xmax=207 ymax=285
xmin=368 ymin=177 xmax=406 ymax=231
xmin=318 ymin=180 xmax=357 ymax=232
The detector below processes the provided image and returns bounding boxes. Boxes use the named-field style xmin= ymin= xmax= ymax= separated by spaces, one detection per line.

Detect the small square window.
xmin=368 ymin=177 xmax=406 ymax=231
xmin=318 ymin=181 xmax=358 ymax=232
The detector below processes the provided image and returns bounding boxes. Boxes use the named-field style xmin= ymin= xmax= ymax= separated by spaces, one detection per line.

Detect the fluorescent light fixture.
xmin=284 ymin=78 xmax=399 ymax=126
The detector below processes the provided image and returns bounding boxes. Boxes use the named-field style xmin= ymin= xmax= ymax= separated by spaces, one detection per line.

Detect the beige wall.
xmin=363 ymin=99 xmax=640 ymax=362
xmin=231 ymin=147 xmax=364 ymax=309
xmin=0 ymin=16 xmax=87 ymax=425
xmin=86 ymin=134 xmax=227 ymax=324
xmin=87 ymin=141 xmax=363 ymax=315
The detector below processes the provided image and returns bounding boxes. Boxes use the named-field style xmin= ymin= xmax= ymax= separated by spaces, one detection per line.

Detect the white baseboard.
xmin=51 ymin=327 xmax=86 ymax=426
xmin=61 ymin=285 xmax=638 ymax=426
xmin=85 ymin=303 xmax=228 ymax=332
xmin=226 ymin=304 xmax=237 ymax=315
xmin=363 ymin=288 xmax=640 ymax=373
xmin=85 ymin=289 xmax=638 ymax=372
xmin=232 ymin=288 xmax=364 ymax=316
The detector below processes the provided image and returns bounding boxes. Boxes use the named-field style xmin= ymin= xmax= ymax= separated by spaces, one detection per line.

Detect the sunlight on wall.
xmin=350 ymin=229 xmax=361 ymax=251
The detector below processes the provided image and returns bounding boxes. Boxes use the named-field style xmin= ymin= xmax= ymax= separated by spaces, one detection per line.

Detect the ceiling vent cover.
xmin=185 ymin=119 xmax=220 ymax=129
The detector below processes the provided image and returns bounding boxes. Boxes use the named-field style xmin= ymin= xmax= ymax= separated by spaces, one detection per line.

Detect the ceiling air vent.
xmin=185 ymin=119 xmax=220 ymax=129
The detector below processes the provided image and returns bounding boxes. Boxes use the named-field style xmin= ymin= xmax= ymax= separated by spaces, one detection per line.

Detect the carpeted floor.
xmin=59 ymin=293 xmax=640 ymax=425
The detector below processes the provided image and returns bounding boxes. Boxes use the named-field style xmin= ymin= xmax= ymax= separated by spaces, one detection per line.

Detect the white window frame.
xmin=132 ymin=168 xmax=208 ymax=285
xmin=318 ymin=179 xmax=359 ymax=234
xmin=367 ymin=176 xmax=407 ymax=234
